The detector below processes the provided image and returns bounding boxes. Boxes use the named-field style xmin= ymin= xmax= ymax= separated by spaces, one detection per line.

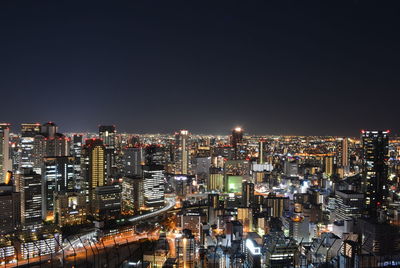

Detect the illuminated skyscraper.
xmin=20 ymin=123 xmax=41 ymax=169
xmin=324 ymin=156 xmax=334 ymax=177
xmin=0 ymin=124 xmax=11 ymax=183
xmin=42 ymin=156 xmax=75 ymax=219
xmin=122 ymin=176 xmax=144 ymax=213
xmin=258 ymin=139 xmax=264 ymax=164
xmin=361 ymin=130 xmax=389 ymax=216
xmin=16 ymin=168 xmax=42 ymax=228
xmin=231 ymin=127 xmax=244 ymax=160
xmin=142 ymin=164 xmax=165 ymax=208
xmin=174 ymin=130 xmax=190 ymax=175
xmin=20 ymin=122 xmax=70 ymax=172
xmin=175 ymin=230 xmax=195 ymax=268
xmin=82 ymin=139 xmax=105 ymax=203
xmin=339 ymin=137 xmax=349 ymax=168
xmin=242 ymin=181 xmax=255 ymax=207
xmin=99 ymin=125 xmax=116 ymax=149
xmin=99 ymin=125 xmax=117 ymax=179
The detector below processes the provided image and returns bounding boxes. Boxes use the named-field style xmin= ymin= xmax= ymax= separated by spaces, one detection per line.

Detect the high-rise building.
xmin=361 ymin=130 xmax=389 ymax=216
xmin=122 ymin=147 xmax=144 ymax=176
xmin=72 ymin=134 xmax=83 ymax=159
xmin=16 ymin=168 xmax=42 ymax=228
xmin=208 ymin=167 xmax=224 ymax=192
xmin=338 ymin=137 xmax=349 ymax=169
xmin=174 ymin=130 xmax=190 ymax=175
xmin=20 ymin=123 xmax=41 ymax=169
xmin=237 ymin=207 xmax=253 ymax=232
xmin=82 ymin=139 xmax=105 ymax=203
xmin=20 ymin=122 xmax=70 ymax=172
xmin=242 ymin=181 xmax=255 ymax=207
xmin=93 ymin=184 xmax=121 ymax=220
xmin=175 ymin=230 xmax=196 ymax=268
xmin=99 ymin=125 xmax=117 ymax=179
xmin=324 ymin=156 xmax=334 ymax=177
xmin=42 ymin=156 xmax=75 ymax=219
xmin=122 ymin=176 xmax=144 ymax=213
xmin=99 ymin=125 xmax=116 ymax=149
xmin=0 ymin=124 xmax=11 ymax=184
xmin=72 ymin=134 xmax=83 ymax=191
xmin=231 ymin=127 xmax=244 ymax=160
xmin=142 ymin=164 xmax=165 ymax=208
xmin=54 ymin=192 xmax=87 ymax=226
xmin=258 ymin=139 xmax=264 ymax=164
xmin=0 ymin=184 xmax=20 ymax=233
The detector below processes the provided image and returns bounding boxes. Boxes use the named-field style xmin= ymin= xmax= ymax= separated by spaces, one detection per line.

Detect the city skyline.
xmin=1 ymin=1 xmax=400 ymax=267
xmin=1 ymin=1 xmax=400 ymax=136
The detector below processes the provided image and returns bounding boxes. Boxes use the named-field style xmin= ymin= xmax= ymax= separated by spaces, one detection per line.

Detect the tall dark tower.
xmin=242 ymin=181 xmax=255 ymax=207
xmin=361 ymin=130 xmax=389 ymax=217
xmin=231 ymin=127 xmax=244 ymax=160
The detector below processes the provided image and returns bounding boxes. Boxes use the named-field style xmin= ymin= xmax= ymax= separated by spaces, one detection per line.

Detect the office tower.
xmin=122 ymin=176 xmax=144 ymax=213
xmin=324 ymin=156 xmax=334 ymax=177
xmin=237 ymin=207 xmax=253 ymax=232
xmin=355 ymin=219 xmax=400 ymax=256
xmin=40 ymin=122 xmax=70 ymax=159
xmin=54 ymin=192 xmax=87 ymax=226
xmin=338 ymin=137 xmax=349 ymax=168
xmin=282 ymin=215 xmax=310 ymax=243
xmin=145 ymin=144 xmax=169 ymax=166
xmin=122 ymin=147 xmax=144 ymax=176
xmin=174 ymin=130 xmax=190 ymax=175
xmin=231 ymin=127 xmax=244 ymax=160
xmin=284 ymin=159 xmax=298 ymax=177
xmin=264 ymin=232 xmax=298 ymax=267
xmin=93 ymin=184 xmax=122 ymax=220
xmin=333 ymin=190 xmax=364 ymax=220
xmin=99 ymin=125 xmax=117 ymax=179
xmin=20 ymin=123 xmax=41 ymax=169
xmin=245 ymin=237 xmax=262 ymax=268
xmin=72 ymin=134 xmax=83 ymax=191
xmin=265 ymin=194 xmax=289 ymax=218
xmin=72 ymin=134 xmax=83 ymax=159
xmin=82 ymin=139 xmax=105 ymax=202
xmin=0 ymin=184 xmax=20 ymax=233
xmin=143 ymin=164 xmax=165 ymax=208
xmin=242 ymin=181 xmax=254 ymax=207
xmin=361 ymin=130 xmax=389 ymax=216
xmin=99 ymin=125 xmax=116 ymax=149
xmin=175 ymin=230 xmax=196 ymax=268
xmin=258 ymin=139 xmax=264 ymax=164
xmin=21 ymin=122 xmax=70 ymax=172
xmin=208 ymin=167 xmax=224 ymax=192
xmin=40 ymin=122 xmax=57 ymax=138
xmin=0 ymin=124 xmax=11 ymax=183
xmin=42 ymin=156 xmax=75 ymax=219
xmin=16 ymin=168 xmax=42 ymax=228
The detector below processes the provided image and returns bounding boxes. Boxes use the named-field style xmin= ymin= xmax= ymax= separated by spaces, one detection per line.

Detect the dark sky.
xmin=0 ymin=1 xmax=399 ymax=136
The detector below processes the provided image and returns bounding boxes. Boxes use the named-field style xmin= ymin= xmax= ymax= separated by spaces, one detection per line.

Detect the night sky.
xmin=1 ymin=1 xmax=399 ymax=136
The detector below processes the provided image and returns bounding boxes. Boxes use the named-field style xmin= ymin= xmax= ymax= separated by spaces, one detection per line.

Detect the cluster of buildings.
xmin=0 ymin=123 xmax=400 ymax=267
